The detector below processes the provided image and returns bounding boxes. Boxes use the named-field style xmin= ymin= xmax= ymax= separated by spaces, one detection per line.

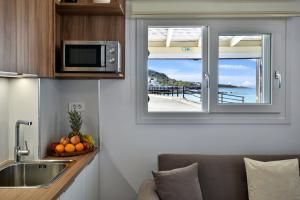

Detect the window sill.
xmin=136 ymin=112 xmax=290 ymax=125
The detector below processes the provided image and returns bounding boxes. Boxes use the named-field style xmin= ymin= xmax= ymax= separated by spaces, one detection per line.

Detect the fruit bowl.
xmin=49 ymin=134 xmax=96 ymax=157
xmin=49 ymin=146 xmax=95 ymax=157
xmin=49 ymin=109 xmax=97 ymax=157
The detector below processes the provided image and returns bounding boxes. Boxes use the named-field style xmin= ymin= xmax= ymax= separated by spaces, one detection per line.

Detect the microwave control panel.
xmin=105 ymin=42 xmax=121 ymax=72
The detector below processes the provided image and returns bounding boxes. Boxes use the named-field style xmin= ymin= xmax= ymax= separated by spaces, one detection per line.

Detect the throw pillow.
xmin=244 ymin=158 xmax=300 ymax=200
xmin=152 ymin=163 xmax=203 ymax=200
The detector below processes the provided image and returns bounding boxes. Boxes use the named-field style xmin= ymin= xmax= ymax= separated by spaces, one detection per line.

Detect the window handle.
xmin=204 ymin=73 xmax=210 ymax=89
xmin=274 ymin=70 xmax=282 ymax=88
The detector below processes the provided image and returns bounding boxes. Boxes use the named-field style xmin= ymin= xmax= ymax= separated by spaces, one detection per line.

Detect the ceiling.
xmin=149 ymin=28 xmax=202 ymax=42
xmin=148 ymin=27 xmax=262 ymax=48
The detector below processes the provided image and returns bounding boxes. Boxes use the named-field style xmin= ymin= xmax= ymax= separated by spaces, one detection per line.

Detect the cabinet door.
xmin=28 ymin=0 xmax=54 ymax=77
xmin=0 ymin=0 xmax=17 ymax=72
xmin=85 ymin=155 xmax=100 ymax=200
xmin=60 ymin=169 xmax=86 ymax=200
xmin=16 ymin=0 xmax=29 ymax=74
xmin=0 ymin=0 xmax=54 ymax=76
xmin=60 ymin=155 xmax=100 ymax=200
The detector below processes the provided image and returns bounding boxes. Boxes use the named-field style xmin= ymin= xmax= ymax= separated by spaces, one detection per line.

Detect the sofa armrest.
xmin=138 ymin=179 xmax=160 ymax=200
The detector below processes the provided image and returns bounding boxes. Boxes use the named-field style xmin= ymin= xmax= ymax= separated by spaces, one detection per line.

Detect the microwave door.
xmin=64 ymin=44 xmax=105 ymax=72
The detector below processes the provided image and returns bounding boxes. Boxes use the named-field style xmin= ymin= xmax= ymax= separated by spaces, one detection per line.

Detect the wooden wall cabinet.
xmin=27 ymin=0 xmax=55 ymax=77
xmin=0 ymin=0 xmax=17 ymax=73
xmin=0 ymin=0 xmax=125 ymax=79
xmin=0 ymin=0 xmax=54 ymax=77
xmin=54 ymin=0 xmax=125 ymax=79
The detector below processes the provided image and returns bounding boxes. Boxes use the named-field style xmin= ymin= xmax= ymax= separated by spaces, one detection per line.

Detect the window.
xmin=136 ymin=19 xmax=288 ymax=124
xmin=148 ymin=27 xmax=206 ymax=112
xmin=218 ymin=34 xmax=271 ymax=105
xmin=209 ymin=20 xmax=286 ymax=114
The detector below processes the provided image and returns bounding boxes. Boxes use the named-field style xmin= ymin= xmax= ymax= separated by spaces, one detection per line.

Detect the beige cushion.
xmin=138 ymin=180 xmax=160 ymax=200
xmin=244 ymin=158 xmax=300 ymax=200
xmin=153 ymin=163 xmax=203 ymax=200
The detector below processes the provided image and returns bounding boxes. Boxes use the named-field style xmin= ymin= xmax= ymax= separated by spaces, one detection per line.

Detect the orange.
xmin=75 ymin=143 xmax=84 ymax=152
xmin=55 ymin=144 xmax=65 ymax=153
xmin=65 ymin=144 xmax=75 ymax=153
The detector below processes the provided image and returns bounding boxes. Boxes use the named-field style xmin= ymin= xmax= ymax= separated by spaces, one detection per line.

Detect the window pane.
xmin=148 ymin=27 xmax=204 ymax=112
xmin=218 ymin=34 xmax=271 ymax=104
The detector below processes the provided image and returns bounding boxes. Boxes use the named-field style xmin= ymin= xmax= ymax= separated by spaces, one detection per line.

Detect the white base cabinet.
xmin=58 ymin=154 xmax=99 ymax=200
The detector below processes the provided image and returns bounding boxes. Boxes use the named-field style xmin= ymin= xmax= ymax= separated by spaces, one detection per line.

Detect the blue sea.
xmin=218 ymin=87 xmax=257 ymax=103
xmin=178 ymin=87 xmax=257 ymax=104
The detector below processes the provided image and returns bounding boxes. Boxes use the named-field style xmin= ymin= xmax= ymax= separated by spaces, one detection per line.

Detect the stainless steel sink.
xmin=0 ymin=160 xmax=74 ymax=188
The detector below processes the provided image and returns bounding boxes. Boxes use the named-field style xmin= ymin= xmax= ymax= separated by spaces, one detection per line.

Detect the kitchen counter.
xmin=0 ymin=150 xmax=98 ymax=200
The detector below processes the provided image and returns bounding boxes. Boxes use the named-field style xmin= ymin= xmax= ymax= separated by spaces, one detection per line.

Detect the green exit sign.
xmin=181 ymin=47 xmax=192 ymax=52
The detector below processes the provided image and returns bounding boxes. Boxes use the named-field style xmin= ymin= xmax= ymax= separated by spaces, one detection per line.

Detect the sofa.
xmin=138 ymin=154 xmax=300 ymax=200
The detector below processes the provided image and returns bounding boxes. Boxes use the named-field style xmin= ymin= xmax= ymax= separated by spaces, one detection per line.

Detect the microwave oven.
xmin=62 ymin=41 xmax=121 ymax=72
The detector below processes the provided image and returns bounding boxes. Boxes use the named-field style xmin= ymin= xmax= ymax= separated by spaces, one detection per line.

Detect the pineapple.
xmin=68 ymin=109 xmax=83 ymax=139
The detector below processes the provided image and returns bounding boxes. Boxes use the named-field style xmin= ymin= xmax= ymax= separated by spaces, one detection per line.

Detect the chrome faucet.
xmin=15 ymin=120 xmax=32 ymax=162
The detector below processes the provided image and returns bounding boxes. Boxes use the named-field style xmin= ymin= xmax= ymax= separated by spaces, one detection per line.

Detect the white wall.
xmin=100 ymin=147 xmax=137 ymax=200
xmin=39 ymin=79 xmax=61 ymax=157
xmin=39 ymin=79 xmax=133 ymax=200
xmin=98 ymin=17 xmax=300 ymax=199
xmin=39 ymin=79 xmax=101 ymax=200
xmin=39 ymin=79 xmax=100 ymax=158
xmin=57 ymin=80 xmax=99 ymax=142
xmin=0 ymin=79 xmax=9 ymax=162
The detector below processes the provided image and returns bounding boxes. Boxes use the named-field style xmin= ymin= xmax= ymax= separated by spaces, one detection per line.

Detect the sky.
xmin=148 ymin=59 xmax=257 ymax=88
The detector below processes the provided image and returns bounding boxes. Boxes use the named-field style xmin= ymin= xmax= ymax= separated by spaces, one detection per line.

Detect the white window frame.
xmin=209 ymin=21 xmax=286 ymax=113
xmin=136 ymin=19 xmax=289 ymax=124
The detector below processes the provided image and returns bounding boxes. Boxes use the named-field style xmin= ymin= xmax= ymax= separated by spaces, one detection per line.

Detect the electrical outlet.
xmin=69 ymin=102 xmax=85 ymax=112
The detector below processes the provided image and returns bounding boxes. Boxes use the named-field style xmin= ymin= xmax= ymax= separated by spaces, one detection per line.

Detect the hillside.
xmin=148 ymin=69 xmax=246 ymax=88
xmin=148 ymin=69 xmax=200 ymax=87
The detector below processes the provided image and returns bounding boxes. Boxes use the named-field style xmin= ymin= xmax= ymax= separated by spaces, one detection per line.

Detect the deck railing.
xmin=218 ymin=92 xmax=245 ymax=103
xmin=148 ymin=86 xmax=202 ymax=103
xmin=148 ymin=86 xmax=245 ymax=104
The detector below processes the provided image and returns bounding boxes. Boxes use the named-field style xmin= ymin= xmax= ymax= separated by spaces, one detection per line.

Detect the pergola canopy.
xmin=148 ymin=27 xmax=264 ymax=59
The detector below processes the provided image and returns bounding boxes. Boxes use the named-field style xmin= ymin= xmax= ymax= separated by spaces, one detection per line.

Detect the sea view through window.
xmin=148 ymin=58 xmax=259 ymax=110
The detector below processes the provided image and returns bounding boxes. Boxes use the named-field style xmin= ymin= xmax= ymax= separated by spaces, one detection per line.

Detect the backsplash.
xmin=7 ymin=79 xmax=39 ymax=161
xmin=0 ymin=78 xmax=39 ymax=162
xmin=0 ymin=78 xmax=99 ymax=162
xmin=0 ymin=79 xmax=9 ymax=162
xmin=40 ymin=79 xmax=100 ymax=158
